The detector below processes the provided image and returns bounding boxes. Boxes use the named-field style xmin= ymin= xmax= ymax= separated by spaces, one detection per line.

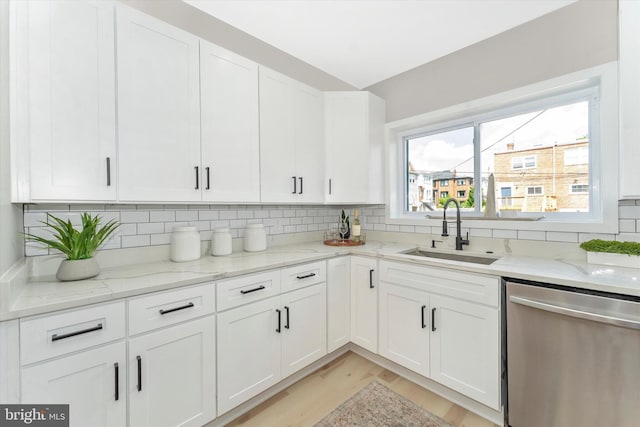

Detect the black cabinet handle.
xmin=369 ymin=269 xmax=375 ymax=288
xmin=159 ymin=302 xmax=194 ymax=315
xmin=195 ymin=166 xmax=199 ymax=190
xmin=136 ymin=355 xmax=142 ymax=392
xmin=205 ymin=167 xmax=210 ymax=190
xmin=114 ymin=362 xmax=119 ymax=401
xmin=298 ymin=177 xmax=303 ymax=194
xmin=296 ymin=273 xmax=316 ymax=280
xmin=421 ymin=305 xmax=427 ymax=329
xmin=284 ymin=306 xmax=290 ymax=329
xmin=276 ymin=309 xmax=281 ymax=333
xmin=106 ymin=157 xmax=111 ymax=186
xmin=240 ymin=285 xmax=265 ymax=294
xmin=329 ymin=178 xmax=332 ymax=195
xmin=292 ymin=176 xmax=297 ymax=194
xmin=431 ymin=308 xmax=437 ymax=332
xmin=51 ymin=323 xmax=103 ymax=342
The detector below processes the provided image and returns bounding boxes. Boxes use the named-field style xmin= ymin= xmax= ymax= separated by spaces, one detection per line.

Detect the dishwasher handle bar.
xmin=509 ymin=295 xmax=640 ymax=330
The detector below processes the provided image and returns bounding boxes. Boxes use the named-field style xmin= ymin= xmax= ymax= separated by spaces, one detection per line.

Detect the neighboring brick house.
xmin=432 ymin=171 xmax=473 ymax=206
xmin=493 ymin=141 xmax=589 ymax=212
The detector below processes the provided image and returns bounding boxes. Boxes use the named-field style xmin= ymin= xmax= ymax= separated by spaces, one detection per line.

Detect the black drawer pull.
xmin=159 ymin=302 xmax=194 ymax=315
xmin=296 ymin=273 xmax=316 ymax=280
xmin=292 ymin=176 xmax=297 ymax=194
xmin=114 ymin=362 xmax=119 ymax=401
xmin=329 ymin=178 xmax=332 ymax=195
xmin=369 ymin=269 xmax=375 ymax=289
xmin=51 ymin=323 xmax=103 ymax=342
xmin=284 ymin=306 xmax=290 ymax=329
xmin=298 ymin=177 xmax=303 ymax=194
xmin=276 ymin=309 xmax=282 ymax=333
xmin=205 ymin=166 xmax=211 ymax=190
xmin=136 ymin=355 xmax=142 ymax=392
xmin=431 ymin=307 xmax=437 ymax=332
xmin=195 ymin=166 xmax=199 ymax=190
xmin=106 ymin=157 xmax=111 ymax=186
xmin=421 ymin=305 xmax=427 ymax=329
xmin=240 ymin=285 xmax=265 ymax=294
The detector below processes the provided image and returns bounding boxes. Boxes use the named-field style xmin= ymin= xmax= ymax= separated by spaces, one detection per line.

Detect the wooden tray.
xmin=323 ymin=239 xmax=365 ymax=247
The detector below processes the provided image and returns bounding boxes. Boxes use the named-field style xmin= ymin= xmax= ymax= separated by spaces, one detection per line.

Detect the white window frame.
xmin=570 ymin=184 xmax=589 ymax=194
xmin=457 ymin=190 xmax=466 ymax=198
xmin=526 ymin=186 xmax=544 ymax=195
xmin=386 ymin=62 xmax=619 ymax=233
xmin=564 ymin=146 xmax=589 ymax=166
xmin=512 ymin=155 xmax=537 ymax=170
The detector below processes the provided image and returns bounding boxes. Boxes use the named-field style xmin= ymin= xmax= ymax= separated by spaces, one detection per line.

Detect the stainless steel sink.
xmin=400 ymin=249 xmax=498 ymax=265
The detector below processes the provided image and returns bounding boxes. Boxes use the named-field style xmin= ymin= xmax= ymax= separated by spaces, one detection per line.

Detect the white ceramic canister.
xmin=243 ymin=224 xmax=267 ymax=252
xmin=170 ymin=226 xmax=201 ymax=262
xmin=211 ymin=228 xmax=232 ymax=256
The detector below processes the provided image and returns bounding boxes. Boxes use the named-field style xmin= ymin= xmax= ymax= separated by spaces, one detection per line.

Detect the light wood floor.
xmin=222 ymin=351 xmax=501 ymax=427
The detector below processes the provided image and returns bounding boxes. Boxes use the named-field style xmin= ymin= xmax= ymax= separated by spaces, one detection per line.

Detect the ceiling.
xmin=184 ymin=0 xmax=576 ymax=89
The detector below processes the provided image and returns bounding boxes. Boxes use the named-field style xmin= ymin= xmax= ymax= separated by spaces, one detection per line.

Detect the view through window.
xmin=405 ymin=99 xmax=590 ymax=215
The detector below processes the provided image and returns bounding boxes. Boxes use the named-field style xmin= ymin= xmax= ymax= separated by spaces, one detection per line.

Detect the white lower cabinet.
xmin=430 ymin=295 xmax=500 ymax=409
xmin=128 ymin=316 xmax=216 ymax=427
xmin=378 ymin=283 xmax=430 ymax=378
xmin=21 ymin=342 xmax=126 ymax=427
xmin=327 ymin=257 xmax=350 ymax=352
xmin=217 ymin=282 xmax=327 ymax=415
xmin=378 ymin=260 xmax=501 ymax=411
xmin=350 ymin=256 xmax=378 ymax=353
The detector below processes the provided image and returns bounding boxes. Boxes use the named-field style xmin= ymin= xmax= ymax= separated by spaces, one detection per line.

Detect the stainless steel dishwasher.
xmin=505 ymin=279 xmax=640 ymax=427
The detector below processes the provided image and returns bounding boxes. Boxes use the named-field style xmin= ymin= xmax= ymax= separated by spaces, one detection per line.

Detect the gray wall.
xmin=366 ymin=0 xmax=619 ymax=122
xmin=121 ymin=0 xmax=355 ymax=91
xmin=0 ymin=0 xmax=25 ymax=276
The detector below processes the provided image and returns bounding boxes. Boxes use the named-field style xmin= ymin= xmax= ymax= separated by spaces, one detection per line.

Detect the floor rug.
xmin=314 ymin=381 xmax=455 ymax=427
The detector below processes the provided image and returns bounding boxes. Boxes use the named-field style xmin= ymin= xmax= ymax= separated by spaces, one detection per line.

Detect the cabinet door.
xmin=13 ymin=0 xmax=116 ymax=201
xmin=259 ymin=67 xmax=296 ymax=203
xmin=327 ymin=257 xmax=350 ymax=352
xmin=217 ymin=296 xmax=281 ymax=415
xmin=280 ymin=283 xmax=327 ymax=378
xmin=430 ymin=295 xmax=500 ymax=410
xmin=116 ymin=4 xmax=201 ymax=202
xmin=293 ymin=82 xmax=324 ymax=203
xmin=379 ymin=282 xmax=430 ymax=378
xmin=350 ymin=256 xmax=378 ymax=353
xmin=200 ymin=41 xmax=260 ymax=203
xmin=21 ymin=342 xmax=126 ymax=427
xmin=128 ymin=317 xmax=216 ymax=427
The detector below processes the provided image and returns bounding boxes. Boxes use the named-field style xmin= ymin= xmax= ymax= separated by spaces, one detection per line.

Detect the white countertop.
xmin=2 ymin=240 xmax=639 ymax=321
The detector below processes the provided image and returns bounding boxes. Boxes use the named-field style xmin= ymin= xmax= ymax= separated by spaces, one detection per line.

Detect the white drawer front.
xmin=20 ymin=301 xmax=125 ymax=365
xmin=128 ymin=283 xmax=215 ymax=336
xmin=379 ymin=260 xmax=499 ymax=307
xmin=217 ymin=270 xmax=281 ymax=311
xmin=281 ymin=261 xmax=326 ymax=293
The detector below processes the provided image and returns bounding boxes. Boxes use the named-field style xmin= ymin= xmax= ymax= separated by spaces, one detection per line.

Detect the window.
xmin=440 ymin=191 xmax=449 ymax=198
xmin=564 ymin=146 xmax=589 ymax=165
xmin=403 ymin=89 xmax=594 ymax=215
xmin=511 ymin=155 xmax=537 ymax=170
xmin=391 ymin=63 xmax=618 ymax=233
xmin=526 ymin=186 xmax=543 ymax=195
xmin=571 ymin=184 xmax=589 ymax=193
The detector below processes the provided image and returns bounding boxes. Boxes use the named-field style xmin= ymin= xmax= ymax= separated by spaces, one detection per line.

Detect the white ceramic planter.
xmin=56 ymin=258 xmax=100 ymax=281
xmin=586 ymin=252 xmax=640 ymax=269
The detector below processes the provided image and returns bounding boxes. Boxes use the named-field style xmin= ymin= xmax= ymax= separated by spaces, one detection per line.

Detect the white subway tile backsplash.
xmin=546 ymin=232 xmax=578 ymax=243
xmin=150 ymin=233 xmax=171 ymax=246
xmin=237 ymin=210 xmax=254 ymax=219
xmin=229 ymin=219 xmax=247 ymax=229
xmin=399 ymin=225 xmax=415 ymax=233
xmin=122 ymin=235 xmax=151 ymax=248
xmin=386 ymin=224 xmax=400 ymax=232
xmin=219 ymin=211 xmax=237 ymax=220
xmin=121 ymin=211 xmax=149 ymax=223
xmin=175 ymin=210 xmax=198 ymax=222
xmin=492 ymin=229 xmax=518 ymax=239
xmin=150 ymin=211 xmax=175 ymax=222
xmin=619 ymin=205 xmax=640 ymax=218
xmin=23 ymin=212 xmax=47 ymax=227
xmin=619 ymin=219 xmax=637 ymax=233
xmin=469 ymin=228 xmax=492 ymax=238
xmin=517 ymin=230 xmax=546 ymax=241
xmin=137 ymin=222 xmax=165 ymax=235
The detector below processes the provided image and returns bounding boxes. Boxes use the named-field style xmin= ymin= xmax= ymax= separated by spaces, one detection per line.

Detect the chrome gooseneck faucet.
xmin=441 ymin=198 xmax=470 ymax=250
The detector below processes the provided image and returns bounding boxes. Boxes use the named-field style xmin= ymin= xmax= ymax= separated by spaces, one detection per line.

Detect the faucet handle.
xmin=441 ymin=220 xmax=449 ymax=237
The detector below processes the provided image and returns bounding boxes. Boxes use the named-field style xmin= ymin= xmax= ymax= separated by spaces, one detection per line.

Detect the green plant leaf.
xmin=580 ymin=239 xmax=640 ymax=256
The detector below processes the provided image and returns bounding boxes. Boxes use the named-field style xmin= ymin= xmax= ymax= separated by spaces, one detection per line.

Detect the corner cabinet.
xmin=116 ymin=4 xmax=202 ymax=202
xmin=10 ymin=0 xmax=117 ymax=202
xmin=259 ymin=67 xmax=325 ymax=203
xmin=327 ymin=257 xmax=351 ymax=352
xmin=350 ymin=256 xmax=378 ymax=353
xmin=324 ymin=92 xmax=385 ymax=204
xmin=378 ymin=260 xmax=501 ymax=411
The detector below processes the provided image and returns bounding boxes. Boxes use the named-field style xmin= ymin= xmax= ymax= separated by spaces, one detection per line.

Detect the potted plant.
xmin=24 ymin=213 xmax=120 ymax=281
xmin=580 ymin=239 xmax=640 ymax=269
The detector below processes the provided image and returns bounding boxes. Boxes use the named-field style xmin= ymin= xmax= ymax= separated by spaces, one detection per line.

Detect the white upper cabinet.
xmin=324 ymin=92 xmax=385 ymax=204
xmin=619 ymin=0 xmax=640 ymax=199
xmin=10 ymin=0 xmax=117 ymax=202
xmin=116 ymin=4 xmax=201 ymax=202
xmin=259 ymin=67 xmax=324 ymax=203
xmin=200 ymin=41 xmax=260 ymax=203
